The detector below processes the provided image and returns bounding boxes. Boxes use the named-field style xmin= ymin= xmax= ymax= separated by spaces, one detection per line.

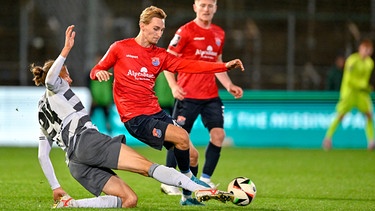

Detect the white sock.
xmin=71 ymin=195 xmax=121 ymax=208
xmin=184 ymin=171 xmax=193 ymax=178
xmin=150 ymin=165 xmax=207 ymax=192
xmin=199 ymin=177 xmax=211 ymax=182
xmin=200 ymin=177 xmax=211 ymax=183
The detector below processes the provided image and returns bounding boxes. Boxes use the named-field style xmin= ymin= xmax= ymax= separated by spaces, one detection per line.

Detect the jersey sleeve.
xmin=38 ymin=129 xmax=61 ymax=190
xmin=168 ymin=27 xmax=188 ymax=55
xmin=90 ymin=42 xmax=118 ymax=80
xmin=162 ymin=52 xmax=227 ymax=74
xmin=45 ymin=55 xmax=66 ymax=91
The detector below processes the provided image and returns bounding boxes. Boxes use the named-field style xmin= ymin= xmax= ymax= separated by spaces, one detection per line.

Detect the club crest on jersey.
xmin=215 ymin=37 xmax=221 ymax=47
xmin=152 ymin=128 xmax=162 ymax=138
xmin=151 ymin=57 xmax=160 ymax=66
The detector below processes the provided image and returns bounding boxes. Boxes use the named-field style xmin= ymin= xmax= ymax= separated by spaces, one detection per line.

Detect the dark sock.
xmin=166 ymin=149 xmax=177 ymax=168
xmin=182 ymin=189 xmax=191 ymax=196
xmin=173 ymin=147 xmax=190 ymax=173
xmin=190 ymin=165 xmax=198 ymax=177
xmin=203 ymin=142 xmax=221 ymax=177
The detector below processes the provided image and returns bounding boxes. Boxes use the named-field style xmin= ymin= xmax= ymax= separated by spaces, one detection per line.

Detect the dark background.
xmin=1 ymin=0 xmax=374 ymax=90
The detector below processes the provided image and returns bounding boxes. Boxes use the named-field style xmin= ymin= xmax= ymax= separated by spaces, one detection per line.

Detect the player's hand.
xmin=52 ymin=187 xmax=67 ymax=202
xmin=65 ymin=25 xmax=75 ymax=50
xmin=228 ymin=84 xmax=243 ymax=99
xmin=171 ymin=85 xmax=186 ymax=100
xmin=225 ymin=59 xmax=245 ymax=71
xmin=95 ymin=70 xmax=113 ymax=82
xmin=60 ymin=25 xmax=75 ymax=58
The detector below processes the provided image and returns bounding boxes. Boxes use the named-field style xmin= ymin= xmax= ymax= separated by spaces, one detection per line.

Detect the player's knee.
xmin=175 ymin=129 xmax=190 ymax=150
xmin=210 ymin=129 xmax=225 ymax=145
xmin=190 ymin=148 xmax=199 ymax=166
xmin=121 ymin=194 xmax=138 ymax=208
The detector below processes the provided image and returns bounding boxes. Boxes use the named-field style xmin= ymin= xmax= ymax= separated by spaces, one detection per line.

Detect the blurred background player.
xmin=325 ymin=53 xmax=346 ymax=91
xmin=323 ymin=39 xmax=375 ymax=150
xmin=161 ymin=0 xmax=243 ymax=195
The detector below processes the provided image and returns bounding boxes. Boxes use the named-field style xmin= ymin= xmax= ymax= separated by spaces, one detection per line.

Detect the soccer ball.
xmin=227 ymin=177 xmax=257 ymax=206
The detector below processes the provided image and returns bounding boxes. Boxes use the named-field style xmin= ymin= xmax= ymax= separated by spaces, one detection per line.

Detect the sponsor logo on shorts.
xmin=152 ymin=128 xmax=162 ymax=138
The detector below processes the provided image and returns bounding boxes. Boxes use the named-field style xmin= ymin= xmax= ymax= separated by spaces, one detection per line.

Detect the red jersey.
xmin=90 ymin=38 xmax=227 ymax=122
xmin=168 ymin=21 xmax=225 ymax=99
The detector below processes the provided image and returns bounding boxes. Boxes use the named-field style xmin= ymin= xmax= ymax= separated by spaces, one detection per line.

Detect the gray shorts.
xmin=68 ymin=129 xmax=125 ymax=196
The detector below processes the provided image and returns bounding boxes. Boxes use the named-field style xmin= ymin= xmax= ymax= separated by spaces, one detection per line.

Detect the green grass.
xmin=0 ymin=146 xmax=374 ymax=210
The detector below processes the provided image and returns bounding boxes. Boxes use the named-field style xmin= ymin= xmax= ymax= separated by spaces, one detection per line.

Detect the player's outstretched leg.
xmin=190 ymin=175 xmax=211 ymax=188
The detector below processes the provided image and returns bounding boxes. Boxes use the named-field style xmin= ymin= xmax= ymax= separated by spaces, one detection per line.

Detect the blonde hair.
xmin=139 ymin=6 xmax=167 ymax=25
xmin=30 ymin=60 xmax=54 ymax=86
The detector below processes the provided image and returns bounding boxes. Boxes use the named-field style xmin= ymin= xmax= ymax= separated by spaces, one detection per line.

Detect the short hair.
xmin=360 ymin=39 xmax=373 ymax=48
xmin=139 ymin=6 xmax=167 ymax=25
xmin=195 ymin=0 xmax=217 ymax=4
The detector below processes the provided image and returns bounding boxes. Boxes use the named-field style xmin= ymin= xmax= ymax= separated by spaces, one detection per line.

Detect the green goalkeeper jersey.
xmin=340 ymin=52 xmax=374 ymax=99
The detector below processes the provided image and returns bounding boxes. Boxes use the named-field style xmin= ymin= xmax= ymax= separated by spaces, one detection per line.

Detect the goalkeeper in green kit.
xmin=323 ymin=39 xmax=375 ymax=150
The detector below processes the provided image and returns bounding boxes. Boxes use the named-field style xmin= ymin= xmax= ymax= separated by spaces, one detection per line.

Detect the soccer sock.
xmin=325 ymin=117 xmax=341 ymax=139
xmin=202 ymin=142 xmax=221 ymax=178
xmin=173 ymin=147 xmax=190 ymax=174
xmin=190 ymin=165 xmax=198 ymax=176
xmin=72 ymin=195 xmax=121 ymax=208
xmin=173 ymin=148 xmax=195 ymax=196
xmin=166 ymin=148 xmax=177 ymax=168
xmin=149 ymin=164 xmax=207 ymax=192
xmin=365 ymin=118 xmax=374 ymax=142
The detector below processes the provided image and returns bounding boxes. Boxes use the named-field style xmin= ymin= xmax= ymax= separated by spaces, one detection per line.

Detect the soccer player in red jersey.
xmin=33 ymin=25 xmax=230 ymax=209
xmin=90 ymin=6 xmax=244 ymax=206
xmin=161 ymin=0 xmax=244 ymax=194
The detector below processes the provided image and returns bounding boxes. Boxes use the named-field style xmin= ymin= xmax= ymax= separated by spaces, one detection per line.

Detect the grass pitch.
xmin=0 ymin=146 xmax=374 ymax=210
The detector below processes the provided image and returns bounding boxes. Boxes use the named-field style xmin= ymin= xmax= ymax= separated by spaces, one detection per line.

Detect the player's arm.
xmin=215 ymin=55 xmax=244 ymax=99
xmin=37 ymin=129 xmax=67 ymax=201
xmin=90 ymin=45 xmax=116 ymax=82
xmin=165 ymin=49 xmax=186 ymax=100
xmin=164 ymin=53 xmax=244 ymax=74
xmin=45 ymin=25 xmax=75 ymax=90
